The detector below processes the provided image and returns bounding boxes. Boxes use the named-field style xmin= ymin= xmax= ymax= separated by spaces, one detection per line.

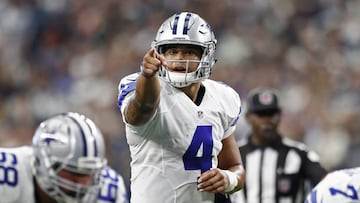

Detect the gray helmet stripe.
xmin=67 ymin=113 xmax=99 ymax=157
xmin=67 ymin=115 xmax=88 ymax=157
xmin=84 ymin=118 xmax=98 ymax=156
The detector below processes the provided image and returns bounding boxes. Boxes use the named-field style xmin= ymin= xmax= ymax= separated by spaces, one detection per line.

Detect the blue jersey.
xmin=0 ymin=146 xmax=129 ymax=203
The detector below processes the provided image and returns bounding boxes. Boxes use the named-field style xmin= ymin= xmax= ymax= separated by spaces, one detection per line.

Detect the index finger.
xmin=147 ymin=48 xmax=157 ymax=58
xmin=153 ymin=49 xmax=168 ymax=67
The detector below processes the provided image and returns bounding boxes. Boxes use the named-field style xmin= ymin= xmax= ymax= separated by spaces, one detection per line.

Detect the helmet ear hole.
xmin=52 ymin=162 xmax=61 ymax=171
xmin=34 ymin=157 xmax=41 ymax=167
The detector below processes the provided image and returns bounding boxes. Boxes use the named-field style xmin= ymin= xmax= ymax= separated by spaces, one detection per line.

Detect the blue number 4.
xmin=183 ymin=126 xmax=213 ymax=173
xmin=330 ymin=185 xmax=359 ymax=200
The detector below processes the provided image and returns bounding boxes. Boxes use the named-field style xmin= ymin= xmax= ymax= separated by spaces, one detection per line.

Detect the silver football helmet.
xmin=32 ymin=112 xmax=107 ymax=203
xmin=152 ymin=12 xmax=217 ymax=88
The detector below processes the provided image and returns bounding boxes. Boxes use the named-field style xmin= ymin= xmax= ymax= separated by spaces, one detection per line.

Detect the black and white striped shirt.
xmin=231 ymin=135 xmax=327 ymax=203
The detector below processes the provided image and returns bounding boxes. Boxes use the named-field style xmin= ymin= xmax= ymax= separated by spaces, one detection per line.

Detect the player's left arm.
xmin=197 ymin=133 xmax=245 ymax=194
xmin=218 ymin=133 xmax=246 ymax=193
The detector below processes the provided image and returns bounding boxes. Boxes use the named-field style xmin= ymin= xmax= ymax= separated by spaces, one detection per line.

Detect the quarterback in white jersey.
xmin=0 ymin=112 xmax=128 ymax=203
xmin=305 ymin=167 xmax=360 ymax=203
xmin=118 ymin=12 xmax=245 ymax=203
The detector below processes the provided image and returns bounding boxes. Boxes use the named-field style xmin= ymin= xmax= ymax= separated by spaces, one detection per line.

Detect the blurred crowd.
xmin=1 ymin=0 xmax=360 ymax=189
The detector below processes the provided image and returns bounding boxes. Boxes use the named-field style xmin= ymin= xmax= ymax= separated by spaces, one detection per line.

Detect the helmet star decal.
xmin=39 ymin=124 xmax=70 ymax=146
xmin=41 ymin=134 xmax=68 ymax=146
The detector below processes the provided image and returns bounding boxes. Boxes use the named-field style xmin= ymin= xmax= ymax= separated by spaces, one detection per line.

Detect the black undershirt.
xmin=194 ymin=84 xmax=205 ymax=106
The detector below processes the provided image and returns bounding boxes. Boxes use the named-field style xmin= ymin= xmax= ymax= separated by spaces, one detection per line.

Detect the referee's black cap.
xmin=246 ymin=88 xmax=281 ymax=114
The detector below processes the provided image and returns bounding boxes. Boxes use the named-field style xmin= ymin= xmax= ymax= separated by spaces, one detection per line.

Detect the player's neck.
xmin=180 ymin=82 xmax=202 ymax=103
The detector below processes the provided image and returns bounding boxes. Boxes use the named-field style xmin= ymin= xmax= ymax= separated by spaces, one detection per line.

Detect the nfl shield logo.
xmin=198 ymin=111 xmax=204 ymax=119
xmin=278 ymin=178 xmax=290 ymax=193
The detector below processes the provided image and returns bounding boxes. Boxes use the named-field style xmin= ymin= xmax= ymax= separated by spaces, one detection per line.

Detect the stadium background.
xmin=0 ymin=0 xmax=359 ymax=193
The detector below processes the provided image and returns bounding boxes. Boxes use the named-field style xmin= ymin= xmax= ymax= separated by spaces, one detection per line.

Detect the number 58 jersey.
xmin=118 ymin=73 xmax=242 ymax=203
xmin=305 ymin=167 xmax=360 ymax=203
xmin=0 ymin=146 xmax=129 ymax=203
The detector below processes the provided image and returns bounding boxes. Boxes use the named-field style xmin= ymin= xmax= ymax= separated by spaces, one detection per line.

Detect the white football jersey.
xmin=0 ymin=146 xmax=129 ymax=203
xmin=305 ymin=167 xmax=360 ymax=203
xmin=118 ymin=73 xmax=242 ymax=203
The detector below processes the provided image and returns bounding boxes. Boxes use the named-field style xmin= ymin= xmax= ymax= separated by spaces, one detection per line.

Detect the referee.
xmin=231 ymin=88 xmax=327 ymax=203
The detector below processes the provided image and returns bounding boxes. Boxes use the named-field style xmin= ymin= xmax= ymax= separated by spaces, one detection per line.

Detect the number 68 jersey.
xmin=305 ymin=167 xmax=360 ymax=203
xmin=118 ymin=73 xmax=242 ymax=203
xmin=0 ymin=146 xmax=129 ymax=203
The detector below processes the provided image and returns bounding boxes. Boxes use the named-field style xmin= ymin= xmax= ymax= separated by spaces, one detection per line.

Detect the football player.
xmin=118 ymin=12 xmax=245 ymax=202
xmin=0 ymin=112 xmax=128 ymax=203
xmin=305 ymin=167 xmax=360 ymax=203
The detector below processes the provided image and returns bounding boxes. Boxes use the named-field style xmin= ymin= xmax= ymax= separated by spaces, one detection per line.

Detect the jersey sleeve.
xmin=97 ymin=167 xmax=129 ymax=203
xmin=219 ymin=83 xmax=242 ymax=139
xmin=117 ymin=73 xmax=139 ymax=120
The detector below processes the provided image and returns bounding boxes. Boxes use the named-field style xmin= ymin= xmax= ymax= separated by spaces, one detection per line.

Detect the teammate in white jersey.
xmin=0 ymin=112 xmax=128 ymax=203
xmin=305 ymin=167 xmax=360 ymax=203
xmin=117 ymin=12 xmax=245 ymax=203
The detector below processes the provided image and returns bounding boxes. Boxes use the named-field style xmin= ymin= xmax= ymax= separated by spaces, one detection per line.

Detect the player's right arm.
xmin=125 ymin=48 xmax=167 ymax=126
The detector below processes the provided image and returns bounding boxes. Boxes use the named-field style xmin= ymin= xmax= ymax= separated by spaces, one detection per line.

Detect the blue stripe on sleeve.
xmin=309 ymin=190 xmax=318 ymax=203
xmin=117 ymin=79 xmax=136 ymax=109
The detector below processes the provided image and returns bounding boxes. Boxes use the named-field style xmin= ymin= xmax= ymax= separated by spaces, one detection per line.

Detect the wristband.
xmin=222 ymin=170 xmax=238 ymax=193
